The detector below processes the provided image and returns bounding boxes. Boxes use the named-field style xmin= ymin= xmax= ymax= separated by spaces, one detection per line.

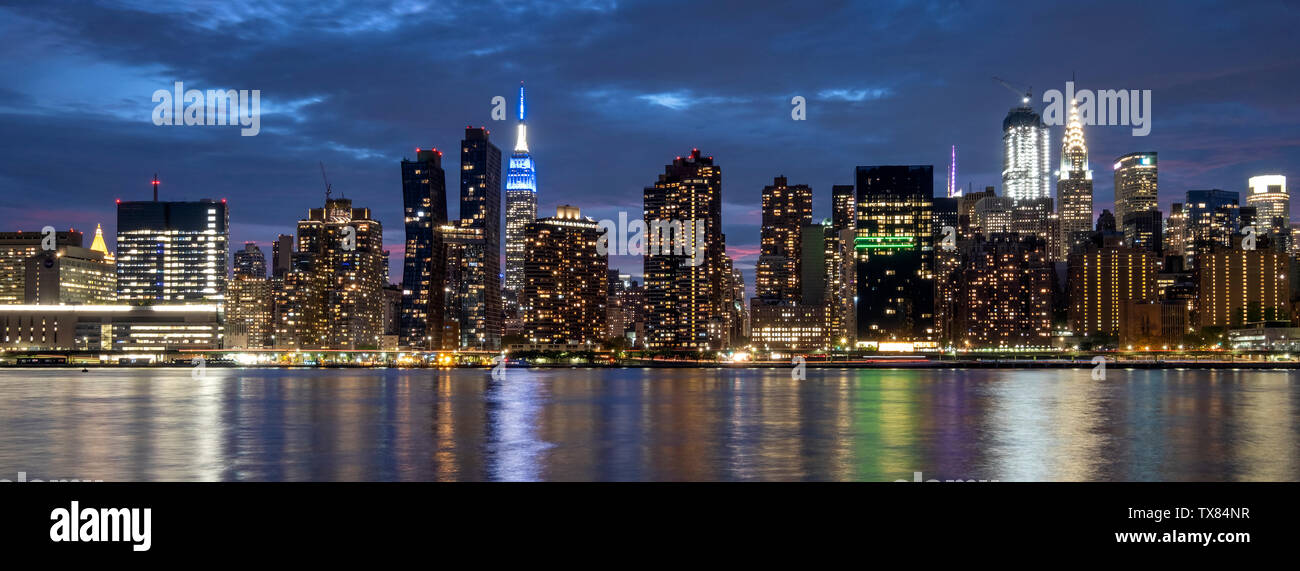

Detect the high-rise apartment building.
xmin=456 ymin=126 xmax=503 ymax=350
xmin=1068 ymin=242 xmax=1156 ymax=337
xmin=643 ymin=149 xmax=726 ymax=351
xmin=521 ymin=205 xmax=606 ymax=344
xmin=399 ymin=148 xmax=449 ymax=350
xmin=226 ymin=276 xmax=273 ymax=349
xmin=1184 ymin=189 xmax=1240 ymax=269
xmin=754 ymin=176 xmax=812 ymax=304
xmin=952 ymin=233 xmax=1053 ymax=348
xmin=232 ymin=241 xmax=267 ymax=278
xmin=1196 ymin=238 xmax=1290 ymax=328
xmin=296 ymin=197 xmax=386 ymax=349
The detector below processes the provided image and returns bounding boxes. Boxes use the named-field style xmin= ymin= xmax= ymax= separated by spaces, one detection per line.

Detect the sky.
xmin=1 ymin=0 xmax=1298 ymax=291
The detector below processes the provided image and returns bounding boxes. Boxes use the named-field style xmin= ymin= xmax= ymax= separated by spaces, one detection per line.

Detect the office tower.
xmin=232 ymin=242 xmax=267 ymax=278
xmin=1165 ymin=203 xmax=1187 ymax=256
xmin=1056 ymin=98 xmax=1093 ymax=259
xmin=1002 ymin=104 xmax=1051 ymax=202
xmin=958 ymin=186 xmax=996 ymax=236
xmin=1184 ymin=189 xmax=1240 ymax=269
xmin=1123 ymin=209 xmax=1164 ymax=255
xmin=1196 ymin=237 xmax=1290 ymax=328
xmin=1068 ymin=243 xmax=1156 ymax=337
xmin=399 ymin=148 xmax=449 ymax=350
xmin=520 ymin=205 xmax=606 ymax=345
xmin=1113 ymin=152 xmax=1158 ymax=229
xmin=974 ymin=196 xmax=1015 ymax=234
xmin=457 ymin=126 xmax=503 ymax=350
xmin=952 ymin=233 xmax=1053 ymax=348
xmin=296 ymin=197 xmax=386 ymax=349
xmin=271 ymin=234 xmax=294 ymax=278
xmin=24 ymin=245 xmax=116 ymax=304
xmin=754 ymin=176 xmax=813 ymax=303
xmin=116 ymin=190 xmax=228 ymax=306
xmin=643 ymin=149 xmax=725 ymax=351
xmin=832 ymin=184 xmax=856 ymax=232
xmin=855 ymin=165 xmax=935 ymax=342
xmin=1012 ymin=197 xmax=1058 ymax=259
xmin=505 ymin=83 xmax=539 ymax=303
xmin=226 ymin=276 xmax=273 ymax=349
xmin=932 ymin=197 xmax=960 ymax=343
xmin=618 ymin=278 xmax=647 ymax=347
xmin=1246 ymin=175 xmax=1289 ymax=240
xmin=0 ymin=230 xmax=83 ymax=304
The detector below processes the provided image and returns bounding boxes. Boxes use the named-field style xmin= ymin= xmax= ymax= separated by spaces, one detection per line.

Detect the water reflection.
xmin=0 ymin=367 xmax=1295 ymax=481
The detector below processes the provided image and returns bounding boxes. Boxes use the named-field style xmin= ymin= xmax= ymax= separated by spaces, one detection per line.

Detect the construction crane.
xmin=319 ymin=161 xmax=333 ymax=200
xmin=992 ymin=76 xmax=1032 ymax=105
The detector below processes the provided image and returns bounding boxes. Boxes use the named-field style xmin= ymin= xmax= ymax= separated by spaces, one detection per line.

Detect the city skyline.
xmin=2 ymin=1 xmax=1297 ymax=292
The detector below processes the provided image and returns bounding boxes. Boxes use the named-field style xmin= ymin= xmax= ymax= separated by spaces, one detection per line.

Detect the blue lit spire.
xmin=514 ymin=82 xmax=529 ymax=153
xmin=506 ymin=81 xmax=536 ymax=193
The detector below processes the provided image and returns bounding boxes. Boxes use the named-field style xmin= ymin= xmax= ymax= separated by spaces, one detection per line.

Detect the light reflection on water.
xmin=0 ymin=367 xmax=1295 ymax=482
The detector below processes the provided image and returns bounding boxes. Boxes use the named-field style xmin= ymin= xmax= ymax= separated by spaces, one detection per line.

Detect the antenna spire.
xmin=152 ymin=173 xmax=159 ymax=201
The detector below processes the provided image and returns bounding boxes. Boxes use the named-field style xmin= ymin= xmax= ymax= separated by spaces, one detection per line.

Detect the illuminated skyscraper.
xmin=854 ymin=165 xmax=934 ymax=342
xmin=1246 ymin=175 xmax=1289 ymax=240
xmin=1113 ymin=152 xmax=1158 ymax=228
xmin=1165 ymin=203 xmax=1187 ymax=256
xmin=1055 ymin=98 xmax=1093 ymax=259
xmin=296 ymin=197 xmax=386 ymax=349
xmin=521 ymin=205 xmax=606 ymax=344
xmin=952 ymin=233 xmax=1053 ymax=348
xmin=505 ymin=83 xmax=538 ymax=301
xmin=1002 ymin=104 xmax=1051 ymax=202
xmin=456 ymin=126 xmax=503 ymax=350
xmin=399 ymin=148 xmax=448 ymax=350
xmin=643 ymin=149 xmax=726 ymax=351
xmin=0 ymin=230 xmax=82 ymax=304
xmin=1184 ymin=189 xmax=1240 ymax=269
xmin=754 ymin=176 xmax=812 ymax=303
xmin=233 ymin=241 xmax=267 ymax=278
xmin=226 ymin=276 xmax=273 ymax=349
xmin=1068 ymin=242 xmax=1156 ymax=337
xmin=116 ymin=184 xmax=228 ymax=308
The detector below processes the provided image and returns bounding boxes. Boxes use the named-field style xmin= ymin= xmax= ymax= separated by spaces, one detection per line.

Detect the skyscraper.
xmin=456 ymin=126 xmax=503 ymax=350
xmin=227 ymin=276 xmax=273 ymax=349
xmin=116 ymin=189 xmax=228 ymax=307
xmin=1002 ymin=104 xmax=1051 ymax=202
xmin=1068 ymin=242 xmax=1156 ymax=338
xmin=296 ymin=197 xmax=386 ymax=349
xmin=1184 ymin=189 xmax=1240 ymax=269
xmin=1056 ymin=98 xmax=1093 ymax=259
xmin=754 ymin=176 xmax=812 ymax=303
xmin=1113 ymin=152 xmax=1158 ymax=228
xmin=643 ymin=149 xmax=725 ymax=351
xmin=1246 ymin=175 xmax=1289 ymax=240
xmin=233 ymin=241 xmax=267 ymax=278
xmin=505 ymin=83 xmax=539 ymax=303
xmin=854 ymin=165 xmax=935 ymax=342
xmin=521 ymin=205 xmax=606 ymax=344
xmin=271 ymin=234 xmax=294 ymax=278
xmin=1165 ymin=203 xmax=1187 ymax=257
xmin=0 ymin=230 xmax=82 ymax=304
xmin=399 ymin=148 xmax=449 ymax=350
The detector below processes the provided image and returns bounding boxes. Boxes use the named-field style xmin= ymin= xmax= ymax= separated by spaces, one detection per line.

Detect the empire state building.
xmin=504 ymin=82 xmax=538 ymax=304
